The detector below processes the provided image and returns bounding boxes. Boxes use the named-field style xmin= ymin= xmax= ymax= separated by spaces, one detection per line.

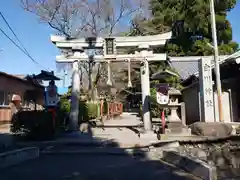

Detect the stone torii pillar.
xmin=69 ymin=60 xmax=80 ymax=131
xmin=139 ymin=45 xmax=151 ymax=131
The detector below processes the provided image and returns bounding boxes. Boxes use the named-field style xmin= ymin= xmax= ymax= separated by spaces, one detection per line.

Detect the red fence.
xmin=100 ymin=101 xmax=123 ymax=120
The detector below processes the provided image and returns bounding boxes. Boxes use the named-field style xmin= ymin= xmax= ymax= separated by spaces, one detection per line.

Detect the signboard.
xmin=199 ymin=58 xmax=215 ymax=122
xmin=156 ymin=84 xmax=169 ymax=105
xmin=46 ymin=85 xmax=58 ymax=106
xmin=104 ymin=38 xmax=116 ymax=56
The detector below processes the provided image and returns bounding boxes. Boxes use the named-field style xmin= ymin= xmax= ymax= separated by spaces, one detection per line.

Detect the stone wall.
xmin=177 ymin=142 xmax=240 ymax=179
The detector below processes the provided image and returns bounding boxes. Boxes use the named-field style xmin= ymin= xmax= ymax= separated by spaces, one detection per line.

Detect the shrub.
xmin=59 ymin=98 xmax=70 ymax=113
xmin=11 ymin=99 xmax=70 ymax=141
xmin=103 ymin=100 xmax=108 ymax=115
xmin=11 ymin=110 xmax=55 ymax=140
xmin=87 ymin=102 xmax=100 ymax=119
xmin=56 ymin=99 xmax=71 ymax=131
xmin=78 ymin=100 xmax=89 ymax=122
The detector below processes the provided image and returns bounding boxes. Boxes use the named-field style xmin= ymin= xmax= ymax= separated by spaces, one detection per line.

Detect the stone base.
xmin=166 ymin=121 xmax=185 ymax=133
xmin=162 ymin=150 xmax=217 ymax=180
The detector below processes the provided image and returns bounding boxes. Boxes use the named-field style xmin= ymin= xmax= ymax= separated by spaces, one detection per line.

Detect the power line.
xmin=0 ymin=12 xmax=48 ymax=70
xmin=0 ymin=12 xmax=31 ymax=57
xmin=0 ymin=27 xmax=47 ymax=70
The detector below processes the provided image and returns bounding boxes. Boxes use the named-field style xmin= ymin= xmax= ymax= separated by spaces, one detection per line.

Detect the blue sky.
xmin=0 ymin=1 xmax=240 ymax=76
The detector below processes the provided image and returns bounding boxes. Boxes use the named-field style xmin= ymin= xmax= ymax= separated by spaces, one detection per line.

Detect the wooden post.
xmin=107 ymin=102 xmax=110 ymax=120
xmin=161 ymin=109 xmax=165 ymax=134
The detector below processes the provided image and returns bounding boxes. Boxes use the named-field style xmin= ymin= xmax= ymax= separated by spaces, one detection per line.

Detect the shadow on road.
xmin=0 ymin=123 xmax=199 ymax=180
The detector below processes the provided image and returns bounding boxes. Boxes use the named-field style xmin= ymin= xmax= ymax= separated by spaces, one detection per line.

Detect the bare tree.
xmin=21 ymin=0 xmax=147 ymax=37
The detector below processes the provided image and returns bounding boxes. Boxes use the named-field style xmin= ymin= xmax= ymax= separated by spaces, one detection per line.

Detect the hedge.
xmin=10 ymin=99 xmax=121 ymax=140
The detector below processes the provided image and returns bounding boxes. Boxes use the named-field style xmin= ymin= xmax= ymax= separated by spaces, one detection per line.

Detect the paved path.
xmin=102 ymin=112 xmax=142 ymax=126
xmin=0 ymin=113 xmax=200 ymax=179
xmin=0 ymin=152 xmax=199 ymax=180
xmin=89 ymin=112 xmax=160 ymax=147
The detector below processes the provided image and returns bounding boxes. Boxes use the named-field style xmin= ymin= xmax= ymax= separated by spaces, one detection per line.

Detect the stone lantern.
xmin=167 ymin=88 xmax=182 ymax=122
xmin=151 ymin=69 xmax=182 ymax=123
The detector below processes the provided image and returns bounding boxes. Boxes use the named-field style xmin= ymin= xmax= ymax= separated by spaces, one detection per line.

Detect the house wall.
xmin=0 ymin=107 xmax=11 ymax=125
xmin=182 ymin=83 xmax=200 ymax=125
xmin=221 ymin=78 xmax=240 ymax=122
xmin=213 ymin=91 xmax=232 ymax=123
xmin=230 ymin=89 xmax=239 ymax=122
xmin=182 ymin=81 xmax=234 ymax=124
xmin=0 ymin=74 xmax=44 ymax=124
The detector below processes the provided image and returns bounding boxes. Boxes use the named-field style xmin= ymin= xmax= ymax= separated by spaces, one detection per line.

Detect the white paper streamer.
xmin=106 ymin=60 xmax=112 ymax=86
xmin=127 ymin=58 xmax=132 ymax=88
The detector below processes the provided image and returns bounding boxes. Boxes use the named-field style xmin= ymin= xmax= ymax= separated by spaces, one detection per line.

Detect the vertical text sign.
xmin=199 ymin=58 xmax=215 ymax=122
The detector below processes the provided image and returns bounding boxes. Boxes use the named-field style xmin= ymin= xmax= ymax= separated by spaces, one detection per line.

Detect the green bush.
xmin=87 ymin=102 xmax=100 ymax=119
xmin=137 ymin=88 xmax=162 ymax=118
xmin=150 ymin=88 xmax=161 ymax=118
xmin=103 ymin=100 xmax=108 ymax=115
xmin=59 ymin=99 xmax=70 ymax=113
xmin=56 ymin=99 xmax=120 ymax=126
xmin=10 ymin=99 xmax=70 ymax=141
xmin=58 ymin=98 xmax=102 ymax=123
xmin=78 ymin=100 xmax=89 ymax=122
xmin=78 ymin=101 xmax=101 ymax=121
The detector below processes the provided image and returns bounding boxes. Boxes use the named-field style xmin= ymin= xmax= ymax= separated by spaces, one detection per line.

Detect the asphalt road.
xmin=0 ymin=152 xmax=199 ymax=180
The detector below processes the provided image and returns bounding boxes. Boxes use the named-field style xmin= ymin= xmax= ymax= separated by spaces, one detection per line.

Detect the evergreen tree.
xmin=149 ymin=0 xmax=238 ymax=56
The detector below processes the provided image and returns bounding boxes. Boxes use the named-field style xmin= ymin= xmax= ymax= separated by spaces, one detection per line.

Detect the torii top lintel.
xmin=50 ymin=32 xmax=172 ymax=49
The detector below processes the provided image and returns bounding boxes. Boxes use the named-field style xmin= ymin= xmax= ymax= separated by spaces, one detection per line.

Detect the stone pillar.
xmin=198 ymin=58 xmax=215 ymax=122
xmin=69 ymin=60 xmax=80 ymax=131
xmin=140 ymin=45 xmax=152 ymax=132
xmin=180 ymin=102 xmax=186 ymax=126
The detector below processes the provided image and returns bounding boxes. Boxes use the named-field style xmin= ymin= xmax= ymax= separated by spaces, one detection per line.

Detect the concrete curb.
xmin=162 ymin=150 xmax=217 ymax=180
xmin=17 ymin=140 xmax=180 ymax=149
xmin=0 ymin=147 xmax=39 ymax=169
xmin=17 ymin=140 xmax=116 ymax=147
xmin=178 ymin=135 xmax=240 ymax=144
xmin=149 ymin=140 xmax=179 ymax=148
xmin=42 ymin=148 xmax=149 ymax=156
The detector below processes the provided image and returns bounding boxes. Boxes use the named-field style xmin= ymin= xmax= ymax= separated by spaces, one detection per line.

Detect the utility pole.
xmin=209 ymin=0 xmax=224 ymax=122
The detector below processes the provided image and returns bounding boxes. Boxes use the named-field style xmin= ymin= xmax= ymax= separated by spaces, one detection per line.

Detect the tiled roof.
xmin=169 ymin=60 xmax=199 ymax=80
xmin=168 ymin=56 xmax=230 ymax=80
xmin=12 ymin=74 xmax=26 ymax=79
xmin=0 ymin=71 xmax=43 ymax=88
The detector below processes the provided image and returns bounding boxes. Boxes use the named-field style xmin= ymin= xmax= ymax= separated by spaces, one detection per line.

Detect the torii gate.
xmin=51 ymin=32 xmax=172 ymax=132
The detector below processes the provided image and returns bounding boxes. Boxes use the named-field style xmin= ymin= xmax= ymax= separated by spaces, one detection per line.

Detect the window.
xmin=21 ymin=95 xmax=28 ymax=107
xmin=0 ymin=91 xmax=11 ymax=106
xmin=0 ymin=91 xmax=4 ymax=105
